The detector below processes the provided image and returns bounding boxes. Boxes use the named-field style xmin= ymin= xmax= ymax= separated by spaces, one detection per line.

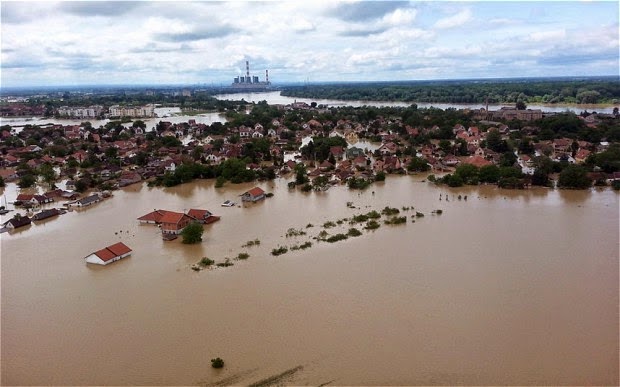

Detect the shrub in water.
xmin=211 ymin=357 xmax=224 ymax=368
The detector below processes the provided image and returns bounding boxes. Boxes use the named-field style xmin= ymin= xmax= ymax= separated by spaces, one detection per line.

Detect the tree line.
xmin=281 ymin=78 xmax=620 ymax=104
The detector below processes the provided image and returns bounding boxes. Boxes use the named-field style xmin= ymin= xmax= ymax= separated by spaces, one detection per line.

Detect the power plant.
xmin=231 ymin=60 xmax=271 ymax=91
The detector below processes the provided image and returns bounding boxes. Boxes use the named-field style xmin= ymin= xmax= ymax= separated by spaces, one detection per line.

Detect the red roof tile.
xmin=137 ymin=209 xmax=171 ymax=222
xmin=107 ymin=242 xmax=132 ymax=256
xmin=246 ymin=187 xmax=264 ymax=197
xmin=159 ymin=211 xmax=186 ymax=224
xmin=94 ymin=248 xmax=117 ymax=262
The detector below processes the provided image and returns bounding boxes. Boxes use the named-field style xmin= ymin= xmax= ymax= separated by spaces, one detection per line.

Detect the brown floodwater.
xmin=1 ymin=176 xmax=618 ymax=386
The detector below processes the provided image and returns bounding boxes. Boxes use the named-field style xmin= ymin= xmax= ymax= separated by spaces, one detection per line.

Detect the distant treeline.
xmin=281 ymin=78 xmax=620 ymax=105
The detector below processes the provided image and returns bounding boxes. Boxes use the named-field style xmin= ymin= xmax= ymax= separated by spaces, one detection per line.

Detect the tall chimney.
xmin=246 ymin=61 xmax=250 ymax=78
xmin=266 ymin=70 xmax=269 ymax=83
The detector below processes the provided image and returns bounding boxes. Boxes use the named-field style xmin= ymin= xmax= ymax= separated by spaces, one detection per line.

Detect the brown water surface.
xmin=1 ymin=177 xmax=618 ymax=385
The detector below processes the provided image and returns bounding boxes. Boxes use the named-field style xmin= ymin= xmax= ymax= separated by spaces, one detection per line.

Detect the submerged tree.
xmin=181 ymin=222 xmax=204 ymax=244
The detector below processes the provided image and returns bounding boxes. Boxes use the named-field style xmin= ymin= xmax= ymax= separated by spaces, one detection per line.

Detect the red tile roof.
xmin=246 ymin=187 xmax=265 ymax=197
xmin=137 ymin=209 xmax=171 ymax=223
xmin=187 ymin=209 xmax=209 ymax=219
xmin=94 ymin=248 xmax=117 ymax=262
xmin=93 ymin=242 xmax=132 ymax=262
xmin=107 ymin=242 xmax=132 ymax=256
xmin=159 ymin=211 xmax=186 ymax=225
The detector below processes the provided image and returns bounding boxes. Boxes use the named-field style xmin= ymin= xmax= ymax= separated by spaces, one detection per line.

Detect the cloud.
xmin=1 ymin=60 xmax=45 ymax=69
xmin=527 ymin=29 xmax=566 ymax=42
xmin=0 ymin=2 xmax=56 ymax=24
xmin=537 ymin=50 xmax=619 ymax=66
xmin=58 ymin=1 xmax=145 ymax=17
xmin=433 ymin=9 xmax=473 ymax=29
xmin=326 ymin=1 xmax=410 ymax=22
xmin=338 ymin=27 xmax=388 ymax=37
xmin=154 ymin=25 xmax=240 ymax=42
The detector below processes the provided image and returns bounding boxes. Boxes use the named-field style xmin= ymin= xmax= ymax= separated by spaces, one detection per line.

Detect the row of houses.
xmin=2 ymin=208 xmax=65 ymax=230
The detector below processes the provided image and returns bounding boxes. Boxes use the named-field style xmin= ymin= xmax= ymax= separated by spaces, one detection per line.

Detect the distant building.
xmin=57 ymin=105 xmax=104 ymax=118
xmin=109 ymin=104 xmax=155 ymax=118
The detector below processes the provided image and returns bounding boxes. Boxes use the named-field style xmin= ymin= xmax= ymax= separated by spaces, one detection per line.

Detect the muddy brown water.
xmin=1 ymin=176 xmax=618 ymax=385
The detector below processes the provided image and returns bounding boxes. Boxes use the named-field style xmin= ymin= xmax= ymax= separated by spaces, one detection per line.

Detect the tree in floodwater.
xmin=181 ymin=222 xmax=204 ymax=244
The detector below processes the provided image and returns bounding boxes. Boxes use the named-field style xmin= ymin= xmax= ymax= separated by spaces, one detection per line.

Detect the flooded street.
xmin=1 ymin=177 xmax=618 ymax=385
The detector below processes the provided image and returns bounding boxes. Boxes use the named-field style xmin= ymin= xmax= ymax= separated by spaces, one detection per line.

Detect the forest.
xmin=281 ymin=77 xmax=620 ymax=105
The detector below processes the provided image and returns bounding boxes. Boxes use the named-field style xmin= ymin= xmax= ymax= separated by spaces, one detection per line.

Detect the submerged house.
xmin=159 ymin=211 xmax=194 ymax=235
xmin=76 ymin=194 xmax=101 ymax=207
xmin=85 ymin=242 xmax=132 ymax=265
xmin=32 ymin=208 xmax=62 ymax=221
xmin=240 ymin=187 xmax=265 ymax=202
xmin=186 ymin=209 xmax=220 ymax=224
xmin=4 ymin=215 xmax=31 ymax=230
xmin=137 ymin=209 xmax=173 ymax=224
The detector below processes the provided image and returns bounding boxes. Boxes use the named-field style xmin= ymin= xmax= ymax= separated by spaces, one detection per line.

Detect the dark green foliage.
xmin=242 ymin=239 xmax=261 ymax=247
xmin=181 ymin=222 xmax=204 ymax=244
xmin=286 ymin=228 xmax=307 ymax=237
xmin=587 ymin=144 xmax=620 ymax=173
xmin=499 ymin=152 xmax=518 ymax=167
xmin=75 ymin=179 xmax=89 ymax=192
xmin=531 ymin=168 xmax=550 ymax=186
xmin=347 ymin=177 xmax=371 ymax=189
xmin=558 ymin=164 xmax=592 ymax=189
xmin=364 ymin=220 xmax=380 ymax=230
xmin=381 ymin=206 xmax=400 ymax=216
xmin=479 ymin=165 xmax=501 ymax=183
xmin=384 ymin=216 xmax=407 ymax=225
xmin=0 ymin=176 xmax=4 ymax=187
xmin=375 ymin=171 xmax=386 ymax=181
xmin=485 ymin=130 xmax=507 ymax=153
xmin=271 ymin=246 xmax=288 ymax=256
xmin=281 ymin=78 xmax=620 ymax=104
xmin=407 ymin=156 xmax=430 ymax=172
xmin=326 ymin=233 xmax=348 ymax=243
xmin=236 ymin=253 xmax=250 ymax=260
xmin=300 ymin=136 xmax=347 ymax=162
xmin=18 ymin=174 xmax=36 ymax=188
xmin=612 ymin=180 xmax=620 ymax=190
xmin=216 ymin=258 xmax=234 ymax=267
xmin=294 ymin=163 xmax=309 ymax=184
xmin=218 ymin=158 xmax=255 ymax=184
xmin=347 ymin=227 xmax=363 ymax=237
xmin=291 ymin=241 xmax=313 ymax=251
xmin=200 ymin=257 xmax=215 ymax=266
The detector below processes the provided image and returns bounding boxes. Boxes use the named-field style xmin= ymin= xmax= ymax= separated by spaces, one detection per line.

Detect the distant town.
xmin=1 ymin=79 xmax=620 ymax=232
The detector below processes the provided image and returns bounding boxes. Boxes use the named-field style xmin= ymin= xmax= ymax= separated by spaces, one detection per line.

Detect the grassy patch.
xmin=381 ymin=206 xmax=400 ymax=216
xmin=384 ymin=216 xmax=407 ymax=225
xmin=347 ymin=227 xmax=363 ymax=237
xmin=364 ymin=220 xmax=381 ymax=230
xmin=271 ymin=246 xmax=289 ymax=256
xmin=286 ymin=228 xmax=307 ymax=238
xmin=242 ymin=239 xmax=261 ymax=247
xmin=326 ymin=233 xmax=348 ymax=243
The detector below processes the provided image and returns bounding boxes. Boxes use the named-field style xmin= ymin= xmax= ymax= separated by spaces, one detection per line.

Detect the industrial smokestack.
xmin=266 ymin=70 xmax=269 ymax=83
xmin=246 ymin=61 xmax=250 ymax=78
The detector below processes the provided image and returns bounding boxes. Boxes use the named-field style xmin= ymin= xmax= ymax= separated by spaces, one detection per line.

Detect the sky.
xmin=1 ymin=0 xmax=619 ymax=88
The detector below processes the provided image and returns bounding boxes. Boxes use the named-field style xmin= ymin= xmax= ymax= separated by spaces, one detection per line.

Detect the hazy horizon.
xmin=2 ymin=1 xmax=619 ymax=88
